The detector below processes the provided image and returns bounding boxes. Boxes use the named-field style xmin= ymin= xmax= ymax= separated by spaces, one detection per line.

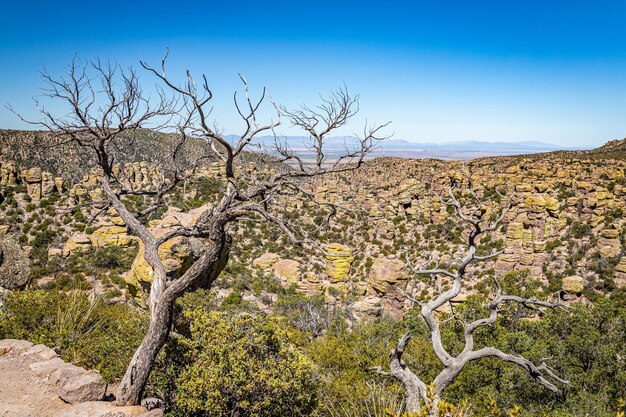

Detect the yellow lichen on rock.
xmin=89 ymin=226 xmax=134 ymax=248
xmin=126 ymin=229 xmax=191 ymax=289
xmin=252 ymin=253 xmax=281 ymax=270
xmin=324 ymin=243 xmax=353 ymax=282
xmin=62 ymin=234 xmax=92 ymax=257
xmin=273 ymin=259 xmax=301 ymax=285
xmin=562 ymin=275 xmax=585 ymax=293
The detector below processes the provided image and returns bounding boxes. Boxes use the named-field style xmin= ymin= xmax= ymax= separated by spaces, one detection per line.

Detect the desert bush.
xmin=0 ymin=289 xmax=147 ymax=381
xmin=91 ymin=245 xmax=136 ymax=271
xmin=156 ymin=309 xmax=318 ymax=417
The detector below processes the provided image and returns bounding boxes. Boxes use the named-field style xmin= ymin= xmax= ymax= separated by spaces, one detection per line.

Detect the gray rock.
xmin=0 ymin=338 xmax=34 ymax=355
xmin=50 ymin=363 xmax=87 ymax=385
xmin=58 ymin=370 xmax=107 ymax=403
xmin=22 ymin=343 xmax=58 ymax=360
xmin=0 ymin=237 xmax=30 ymax=289
xmin=30 ymin=357 xmax=66 ymax=377
xmin=140 ymin=397 xmax=164 ymax=410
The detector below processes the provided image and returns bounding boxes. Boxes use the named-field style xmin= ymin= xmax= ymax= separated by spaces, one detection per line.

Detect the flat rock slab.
xmin=52 ymin=401 xmax=148 ymax=417
xmin=138 ymin=409 xmax=164 ymax=417
xmin=22 ymin=343 xmax=58 ymax=360
xmin=58 ymin=371 xmax=107 ymax=404
xmin=30 ymin=357 xmax=66 ymax=377
xmin=50 ymin=363 xmax=88 ymax=385
xmin=0 ymin=339 xmax=34 ymax=355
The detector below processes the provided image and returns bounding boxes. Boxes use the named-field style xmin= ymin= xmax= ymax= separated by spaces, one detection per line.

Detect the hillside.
xmin=1 ymin=129 xmax=626 ymax=416
xmin=0 ymin=130 xmax=624 ymax=318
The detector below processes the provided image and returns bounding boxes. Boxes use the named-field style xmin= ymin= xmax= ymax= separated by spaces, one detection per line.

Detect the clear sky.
xmin=1 ymin=0 xmax=626 ymax=148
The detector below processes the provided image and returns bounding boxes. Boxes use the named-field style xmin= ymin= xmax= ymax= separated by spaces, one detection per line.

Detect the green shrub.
xmin=0 ymin=289 xmax=147 ymax=382
xmin=161 ymin=310 xmax=318 ymax=417
xmin=91 ymin=245 xmax=136 ymax=271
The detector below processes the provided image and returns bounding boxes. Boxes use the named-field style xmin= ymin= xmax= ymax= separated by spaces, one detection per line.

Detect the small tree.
xmin=18 ymin=52 xmax=389 ymax=405
xmin=372 ymin=174 xmax=571 ymax=415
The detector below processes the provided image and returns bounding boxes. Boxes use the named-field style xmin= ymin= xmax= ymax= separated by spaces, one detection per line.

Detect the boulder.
xmin=141 ymin=397 xmax=165 ymax=411
xmin=30 ymin=357 xmax=66 ymax=377
xmin=368 ymin=257 xmax=407 ymax=293
xmin=599 ymin=241 xmax=621 ymax=258
xmin=0 ymin=338 xmax=33 ymax=355
xmin=351 ymin=296 xmax=382 ymax=322
xmin=57 ymin=371 xmax=107 ymax=404
xmin=22 ymin=167 xmax=43 ymax=200
xmin=602 ymin=228 xmax=620 ymax=239
xmin=126 ymin=231 xmax=191 ymax=292
xmin=252 ymin=253 xmax=281 ymax=269
xmin=273 ymin=259 xmax=301 ymax=285
xmin=0 ymin=161 xmax=17 ymax=186
xmin=562 ymin=275 xmax=585 ymax=293
xmin=89 ymin=226 xmax=134 ymax=248
xmin=506 ymin=222 xmax=524 ymax=240
xmin=21 ymin=344 xmax=57 ymax=360
xmin=524 ymin=194 xmax=546 ymax=211
xmin=0 ymin=237 xmax=30 ymax=289
xmin=21 ymin=167 xmax=42 ymax=183
xmin=48 ymin=247 xmax=63 ymax=258
xmin=54 ymin=177 xmax=64 ymax=193
xmin=41 ymin=171 xmax=56 ymax=195
xmin=545 ymin=196 xmax=560 ymax=212
xmin=50 ymin=363 xmax=87 ymax=385
xmin=126 ymin=206 xmax=228 ymax=304
xmin=324 ymin=243 xmax=353 ymax=282
xmin=63 ymin=233 xmax=92 ymax=257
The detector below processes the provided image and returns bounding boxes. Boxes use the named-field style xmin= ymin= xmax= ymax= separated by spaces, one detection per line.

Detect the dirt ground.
xmin=0 ymin=348 xmax=70 ymax=417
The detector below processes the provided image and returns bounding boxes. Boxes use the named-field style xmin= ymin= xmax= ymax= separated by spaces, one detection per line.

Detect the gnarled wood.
xmin=380 ymin=173 xmax=570 ymax=415
xmin=24 ymin=52 xmax=390 ymax=406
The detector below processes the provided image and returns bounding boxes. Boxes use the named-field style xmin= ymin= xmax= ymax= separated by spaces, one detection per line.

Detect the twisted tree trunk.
xmin=116 ymin=232 xmax=230 ymax=405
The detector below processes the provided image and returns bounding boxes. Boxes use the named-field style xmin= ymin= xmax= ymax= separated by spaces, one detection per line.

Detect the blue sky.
xmin=1 ymin=1 xmax=626 ymax=148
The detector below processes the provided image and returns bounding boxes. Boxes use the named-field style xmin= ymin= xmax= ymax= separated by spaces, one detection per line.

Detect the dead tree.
xmin=20 ymin=53 xmax=389 ymax=405
xmin=372 ymin=176 xmax=571 ymax=415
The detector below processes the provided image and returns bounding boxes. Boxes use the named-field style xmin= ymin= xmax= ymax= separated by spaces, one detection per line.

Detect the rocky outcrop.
xmin=252 ymin=253 xmax=281 ymax=269
xmin=368 ymin=257 xmax=407 ymax=294
xmin=0 ymin=160 xmax=18 ymax=186
xmin=126 ymin=231 xmax=191 ymax=297
xmin=351 ymin=296 xmax=382 ymax=322
xmin=89 ymin=225 xmax=134 ymax=248
xmin=324 ymin=243 xmax=353 ymax=282
xmin=63 ymin=234 xmax=92 ymax=257
xmin=125 ymin=205 xmax=216 ymax=301
xmin=273 ymin=259 xmax=301 ymax=286
xmin=18 ymin=167 xmax=63 ymax=201
xmin=2 ymin=131 xmax=626 ymax=320
xmin=0 ymin=237 xmax=30 ymax=289
xmin=57 ymin=371 xmax=107 ymax=404
xmin=562 ymin=275 xmax=585 ymax=293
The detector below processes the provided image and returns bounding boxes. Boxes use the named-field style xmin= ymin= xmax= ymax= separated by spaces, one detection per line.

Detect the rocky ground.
xmin=0 ymin=339 xmax=158 ymax=417
xmin=0 ymin=130 xmax=625 ymax=323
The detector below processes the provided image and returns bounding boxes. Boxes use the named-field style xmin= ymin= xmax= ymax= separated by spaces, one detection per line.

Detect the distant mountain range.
xmin=225 ymin=135 xmax=582 ymax=161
